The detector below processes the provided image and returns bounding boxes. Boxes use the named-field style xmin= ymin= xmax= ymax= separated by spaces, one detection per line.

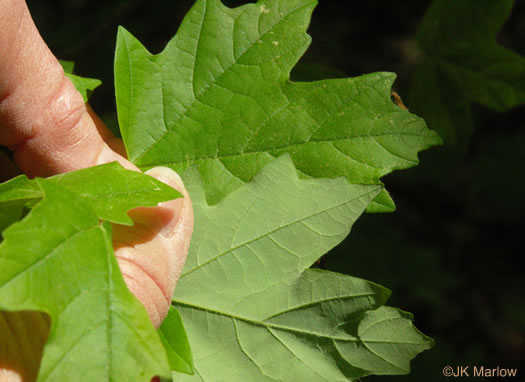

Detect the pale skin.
xmin=0 ymin=0 xmax=194 ymax=380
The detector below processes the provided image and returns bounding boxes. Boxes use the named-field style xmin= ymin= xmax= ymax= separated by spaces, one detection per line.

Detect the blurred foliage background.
xmin=27 ymin=0 xmax=524 ymax=380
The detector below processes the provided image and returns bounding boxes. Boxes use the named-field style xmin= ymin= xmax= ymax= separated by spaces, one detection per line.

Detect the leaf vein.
xmin=134 ymin=1 xmax=313 ymax=163
xmin=180 ymin=187 xmax=378 ymax=279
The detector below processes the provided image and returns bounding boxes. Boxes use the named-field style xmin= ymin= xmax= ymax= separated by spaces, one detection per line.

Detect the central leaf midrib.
xmin=176 ymin=300 xmax=426 ymax=347
xmin=139 ymin=130 xmax=426 ymax=169
xmin=174 ymin=298 xmax=363 ymax=342
xmin=133 ymin=2 xmax=313 ymax=163
xmin=103 ymin=225 xmax=114 ymax=379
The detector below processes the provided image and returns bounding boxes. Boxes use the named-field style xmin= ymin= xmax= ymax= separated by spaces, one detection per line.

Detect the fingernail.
xmin=145 ymin=167 xmax=185 ymax=193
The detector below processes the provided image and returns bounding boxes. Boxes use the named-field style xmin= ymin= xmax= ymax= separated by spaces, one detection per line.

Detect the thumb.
xmin=0 ymin=0 xmax=131 ymax=176
xmin=113 ymin=167 xmax=194 ymax=328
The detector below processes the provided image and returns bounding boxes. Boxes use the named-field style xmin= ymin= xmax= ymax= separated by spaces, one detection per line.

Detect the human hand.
xmin=0 ymin=0 xmax=193 ymax=380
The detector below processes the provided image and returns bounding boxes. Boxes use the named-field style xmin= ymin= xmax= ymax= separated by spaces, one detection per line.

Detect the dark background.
xmin=27 ymin=0 xmax=524 ymax=380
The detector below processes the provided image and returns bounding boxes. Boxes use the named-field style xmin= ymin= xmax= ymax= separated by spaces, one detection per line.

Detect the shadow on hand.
xmin=0 ymin=310 xmax=51 ymax=382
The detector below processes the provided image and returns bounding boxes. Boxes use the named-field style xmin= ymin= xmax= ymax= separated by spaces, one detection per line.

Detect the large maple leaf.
xmin=170 ymin=155 xmax=433 ymax=381
xmin=0 ymin=0 xmax=438 ymax=379
xmin=114 ymin=0 xmax=441 ymax=212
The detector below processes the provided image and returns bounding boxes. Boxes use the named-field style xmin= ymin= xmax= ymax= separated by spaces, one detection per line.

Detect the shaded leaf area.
xmin=0 ymin=164 xmax=182 ymax=381
xmin=115 ymin=0 xmax=440 ymax=212
xmin=410 ymin=0 xmax=525 ymax=147
xmin=0 ymin=202 xmax=24 ymax=234
xmin=172 ymin=156 xmax=432 ymax=381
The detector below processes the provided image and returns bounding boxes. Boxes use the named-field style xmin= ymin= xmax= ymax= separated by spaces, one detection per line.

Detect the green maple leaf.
xmin=410 ymin=0 xmax=525 ymax=146
xmin=1 ymin=0 xmax=437 ymax=378
xmin=114 ymin=0 xmax=440 ymax=213
xmin=0 ymin=163 xmax=186 ymax=381
xmin=169 ymin=155 xmax=432 ymax=381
